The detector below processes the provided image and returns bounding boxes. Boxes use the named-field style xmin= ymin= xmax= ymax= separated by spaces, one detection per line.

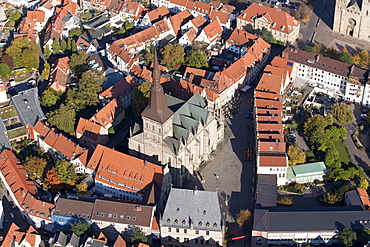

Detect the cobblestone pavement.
xmin=185 ymin=88 xmax=256 ymax=247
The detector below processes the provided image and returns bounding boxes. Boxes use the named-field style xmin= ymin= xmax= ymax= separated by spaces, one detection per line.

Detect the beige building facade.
xmin=333 ymin=0 xmax=370 ymax=41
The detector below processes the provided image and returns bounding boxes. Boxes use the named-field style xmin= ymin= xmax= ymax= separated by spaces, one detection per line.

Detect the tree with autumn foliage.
xmin=44 ymin=168 xmax=63 ymax=192
xmin=161 ymin=43 xmax=185 ymax=68
xmin=236 ymin=209 xmax=252 ymax=228
xmin=23 ymin=156 xmax=48 ymax=180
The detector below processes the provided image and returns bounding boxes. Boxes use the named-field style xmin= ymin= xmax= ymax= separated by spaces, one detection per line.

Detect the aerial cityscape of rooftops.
xmin=0 ymin=0 xmax=370 ymax=245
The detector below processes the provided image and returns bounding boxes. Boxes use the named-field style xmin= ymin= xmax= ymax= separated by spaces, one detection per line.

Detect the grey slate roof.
xmin=345 ymin=190 xmax=363 ymax=206
xmin=12 ymin=88 xmax=45 ymax=127
xmin=162 ymin=188 xmax=224 ymax=231
xmin=54 ymin=197 xmax=95 ymax=220
xmin=164 ymin=92 xmax=209 ymax=154
xmin=68 ymin=233 xmax=80 ymax=247
xmin=83 ymin=14 xmax=109 ymax=29
xmin=255 ymin=174 xmax=277 ymax=207
xmin=0 ymin=118 xmax=11 ymax=150
xmin=253 ymin=206 xmax=370 ymax=232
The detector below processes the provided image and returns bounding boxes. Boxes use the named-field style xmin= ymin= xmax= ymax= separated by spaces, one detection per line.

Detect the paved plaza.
xmin=185 ymin=88 xmax=256 ymax=246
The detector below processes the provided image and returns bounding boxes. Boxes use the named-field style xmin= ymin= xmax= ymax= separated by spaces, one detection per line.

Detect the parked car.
xmin=8 ymin=87 xmax=16 ymax=93
xmin=26 ymin=78 xmax=36 ymax=86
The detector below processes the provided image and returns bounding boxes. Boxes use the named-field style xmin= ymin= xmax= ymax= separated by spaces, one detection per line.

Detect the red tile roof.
xmin=99 ymin=78 xmax=133 ymax=100
xmin=202 ymin=16 xmax=222 ymax=43
xmin=238 ymin=3 xmax=300 ymax=34
xmin=191 ymin=15 xmax=207 ymax=29
xmin=147 ymin=6 xmax=170 ymax=22
xmin=90 ymin=98 xmax=124 ymax=128
xmin=259 ymin=152 xmax=287 ymax=167
xmin=270 ymin=56 xmax=294 ymax=76
xmin=27 ymin=10 xmax=45 ymax=22
xmin=49 ymin=56 xmax=71 ymax=92
xmin=256 ymin=72 xmax=285 ymax=95
xmin=88 ymin=145 xmax=164 ymax=193
xmin=226 ymin=28 xmax=258 ymax=47
xmin=169 ymin=10 xmax=193 ymax=36
xmin=76 ymin=118 xmax=102 ymax=140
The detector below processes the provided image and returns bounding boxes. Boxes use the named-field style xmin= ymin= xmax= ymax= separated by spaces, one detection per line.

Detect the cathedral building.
xmin=128 ymin=51 xmax=224 ymax=187
xmin=333 ymin=0 xmax=370 ymax=41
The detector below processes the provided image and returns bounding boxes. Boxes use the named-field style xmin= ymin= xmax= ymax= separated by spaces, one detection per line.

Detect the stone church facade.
xmin=128 ymin=52 xmax=224 ymax=187
xmin=333 ymin=0 xmax=370 ymax=41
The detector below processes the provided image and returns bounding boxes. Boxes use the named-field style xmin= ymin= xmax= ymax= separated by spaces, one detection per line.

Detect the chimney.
xmin=194 ymin=186 xmax=198 ymax=195
xmin=144 ymin=160 xmax=148 ymax=166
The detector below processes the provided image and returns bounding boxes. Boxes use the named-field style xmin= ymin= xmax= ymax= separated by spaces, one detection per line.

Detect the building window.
xmin=168 ymin=227 xmax=171 ymax=232
xmin=184 ymin=229 xmax=187 ymax=233
xmin=196 ymin=230 xmax=199 ymax=234
xmin=176 ymin=228 xmax=179 ymax=233
xmin=206 ymin=231 xmax=209 ymax=235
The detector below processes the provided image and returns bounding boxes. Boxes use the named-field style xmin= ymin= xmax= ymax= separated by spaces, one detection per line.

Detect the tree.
xmin=334 ymin=184 xmax=349 ymax=199
xmin=259 ymin=27 xmax=275 ymax=43
xmin=0 ymin=63 xmax=11 ymax=78
xmin=338 ymin=48 xmax=353 ymax=64
xmin=143 ymin=45 xmax=154 ymax=66
xmin=41 ymin=88 xmax=61 ymax=107
xmin=76 ymin=183 xmax=88 ymax=193
xmin=71 ymin=39 xmax=78 ymax=53
xmin=325 ymin=113 xmax=334 ymax=126
xmin=69 ymin=51 xmax=88 ymax=75
xmin=357 ymin=227 xmax=370 ymax=246
xmin=46 ymin=104 xmax=76 ymax=134
xmin=124 ymin=21 xmax=134 ymax=30
xmin=79 ymin=70 xmax=106 ymax=106
xmin=5 ymin=37 xmax=39 ymax=69
xmin=61 ymin=40 xmax=67 ymax=53
xmin=44 ymin=45 xmax=52 ymax=59
xmin=55 ymin=159 xmax=77 ymax=185
xmin=358 ymin=179 xmax=369 ymax=190
xmin=324 ymin=126 xmax=346 ymax=140
xmin=324 ymin=46 xmax=339 ymax=60
xmin=1 ymin=54 xmax=14 ymax=69
xmin=132 ymin=81 xmax=151 ymax=116
xmin=69 ymin=27 xmax=83 ymax=38
xmin=7 ymin=10 xmax=22 ymax=22
xmin=353 ymin=50 xmax=369 ymax=69
xmin=332 ymin=102 xmax=353 ymax=124
xmin=323 ymin=192 xmax=341 ymax=205
xmin=303 ymin=45 xmax=315 ymax=53
xmin=24 ymin=157 xmax=48 ymax=180
xmin=295 ymin=4 xmax=312 ymax=22
xmin=161 ymin=43 xmax=185 ymax=68
xmin=313 ymin=43 xmax=324 ymax=54
xmin=338 ymin=227 xmax=357 ymax=247
xmin=131 ymin=230 xmax=147 ymax=244
xmin=71 ymin=221 xmax=90 ymax=236
xmin=42 ymin=63 xmax=51 ymax=81
xmin=52 ymin=39 xmax=61 ymax=53
xmin=236 ymin=209 xmax=252 ymax=228
xmin=287 ymin=145 xmax=306 ymax=166
xmin=277 ymin=196 xmax=293 ymax=206
xmin=186 ymin=50 xmax=208 ymax=68
xmin=304 ymin=115 xmax=328 ymax=145
xmin=44 ymin=168 xmax=62 ymax=191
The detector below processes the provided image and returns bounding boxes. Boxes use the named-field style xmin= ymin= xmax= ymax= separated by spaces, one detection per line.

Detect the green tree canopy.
xmin=287 ymin=145 xmax=306 ymax=166
xmin=41 ymin=88 xmax=61 ymax=108
xmin=131 ymin=230 xmax=147 ymax=244
xmin=161 ymin=43 xmax=185 ymax=68
xmin=124 ymin=21 xmax=134 ymax=30
xmin=259 ymin=27 xmax=275 ymax=43
xmin=79 ymin=69 xmax=106 ymax=106
xmin=303 ymin=45 xmax=315 ymax=53
xmin=325 ymin=113 xmax=334 ymax=126
xmin=7 ymin=10 xmax=22 ymax=22
xmin=44 ymin=45 xmax=52 ymax=59
xmin=186 ymin=49 xmax=208 ymax=68
xmin=143 ymin=45 xmax=155 ymax=66
xmin=323 ymin=192 xmax=341 ymax=205
xmin=338 ymin=48 xmax=353 ymax=64
xmin=46 ymin=104 xmax=76 ymax=134
xmin=5 ymin=37 xmax=39 ymax=70
xmin=24 ymin=156 xmax=48 ymax=180
xmin=359 ymin=179 xmax=369 ymax=190
xmin=332 ymin=102 xmax=353 ymax=124
xmin=69 ymin=51 xmax=88 ymax=75
xmin=132 ymin=81 xmax=151 ymax=116
xmin=42 ymin=63 xmax=51 ymax=81
xmin=324 ymin=126 xmax=346 ymax=140
xmin=304 ymin=115 xmax=328 ymax=145
xmin=71 ymin=221 xmax=90 ymax=236
xmin=69 ymin=27 xmax=83 ymax=38
xmin=339 ymin=227 xmax=357 ymax=247
xmin=0 ymin=63 xmax=11 ymax=78
xmin=324 ymin=47 xmax=339 ymax=60
xmin=52 ymin=39 xmax=61 ymax=54
xmin=55 ymin=159 xmax=77 ymax=185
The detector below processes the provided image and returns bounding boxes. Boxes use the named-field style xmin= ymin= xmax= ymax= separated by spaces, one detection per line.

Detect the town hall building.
xmin=128 ymin=51 xmax=224 ymax=187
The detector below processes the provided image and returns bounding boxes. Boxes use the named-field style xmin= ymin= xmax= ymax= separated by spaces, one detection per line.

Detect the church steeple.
xmin=141 ymin=48 xmax=173 ymax=123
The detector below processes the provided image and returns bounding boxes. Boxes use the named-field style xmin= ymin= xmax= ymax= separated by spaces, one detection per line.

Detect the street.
xmin=185 ymin=88 xmax=256 ymax=247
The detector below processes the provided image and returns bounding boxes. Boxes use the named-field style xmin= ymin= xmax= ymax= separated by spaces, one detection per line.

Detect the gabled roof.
xmin=12 ymin=88 xmax=45 ymax=127
xmin=87 ymin=145 xmax=164 ymax=192
xmin=169 ymin=10 xmax=193 ymax=36
xmin=270 ymin=56 xmax=294 ymax=76
xmin=48 ymin=56 xmax=71 ymax=91
xmin=90 ymin=98 xmax=124 ymax=128
xmin=258 ymin=152 xmax=287 ymax=167
xmin=76 ymin=118 xmax=102 ymax=140
xmin=113 ymin=235 xmax=127 ymax=247
xmin=256 ymin=72 xmax=285 ymax=95
xmin=202 ymin=16 xmax=222 ymax=43
xmin=146 ymin=6 xmax=170 ymax=23
xmin=27 ymin=10 xmax=45 ymax=22
xmin=190 ymin=15 xmax=207 ymax=29
xmin=238 ymin=3 xmax=300 ymax=34
xmin=99 ymin=78 xmax=133 ymax=100
xmin=54 ymin=197 xmax=95 ymax=220
xmin=226 ymin=28 xmax=258 ymax=47
xmin=161 ymin=188 xmax=223 ymax=231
